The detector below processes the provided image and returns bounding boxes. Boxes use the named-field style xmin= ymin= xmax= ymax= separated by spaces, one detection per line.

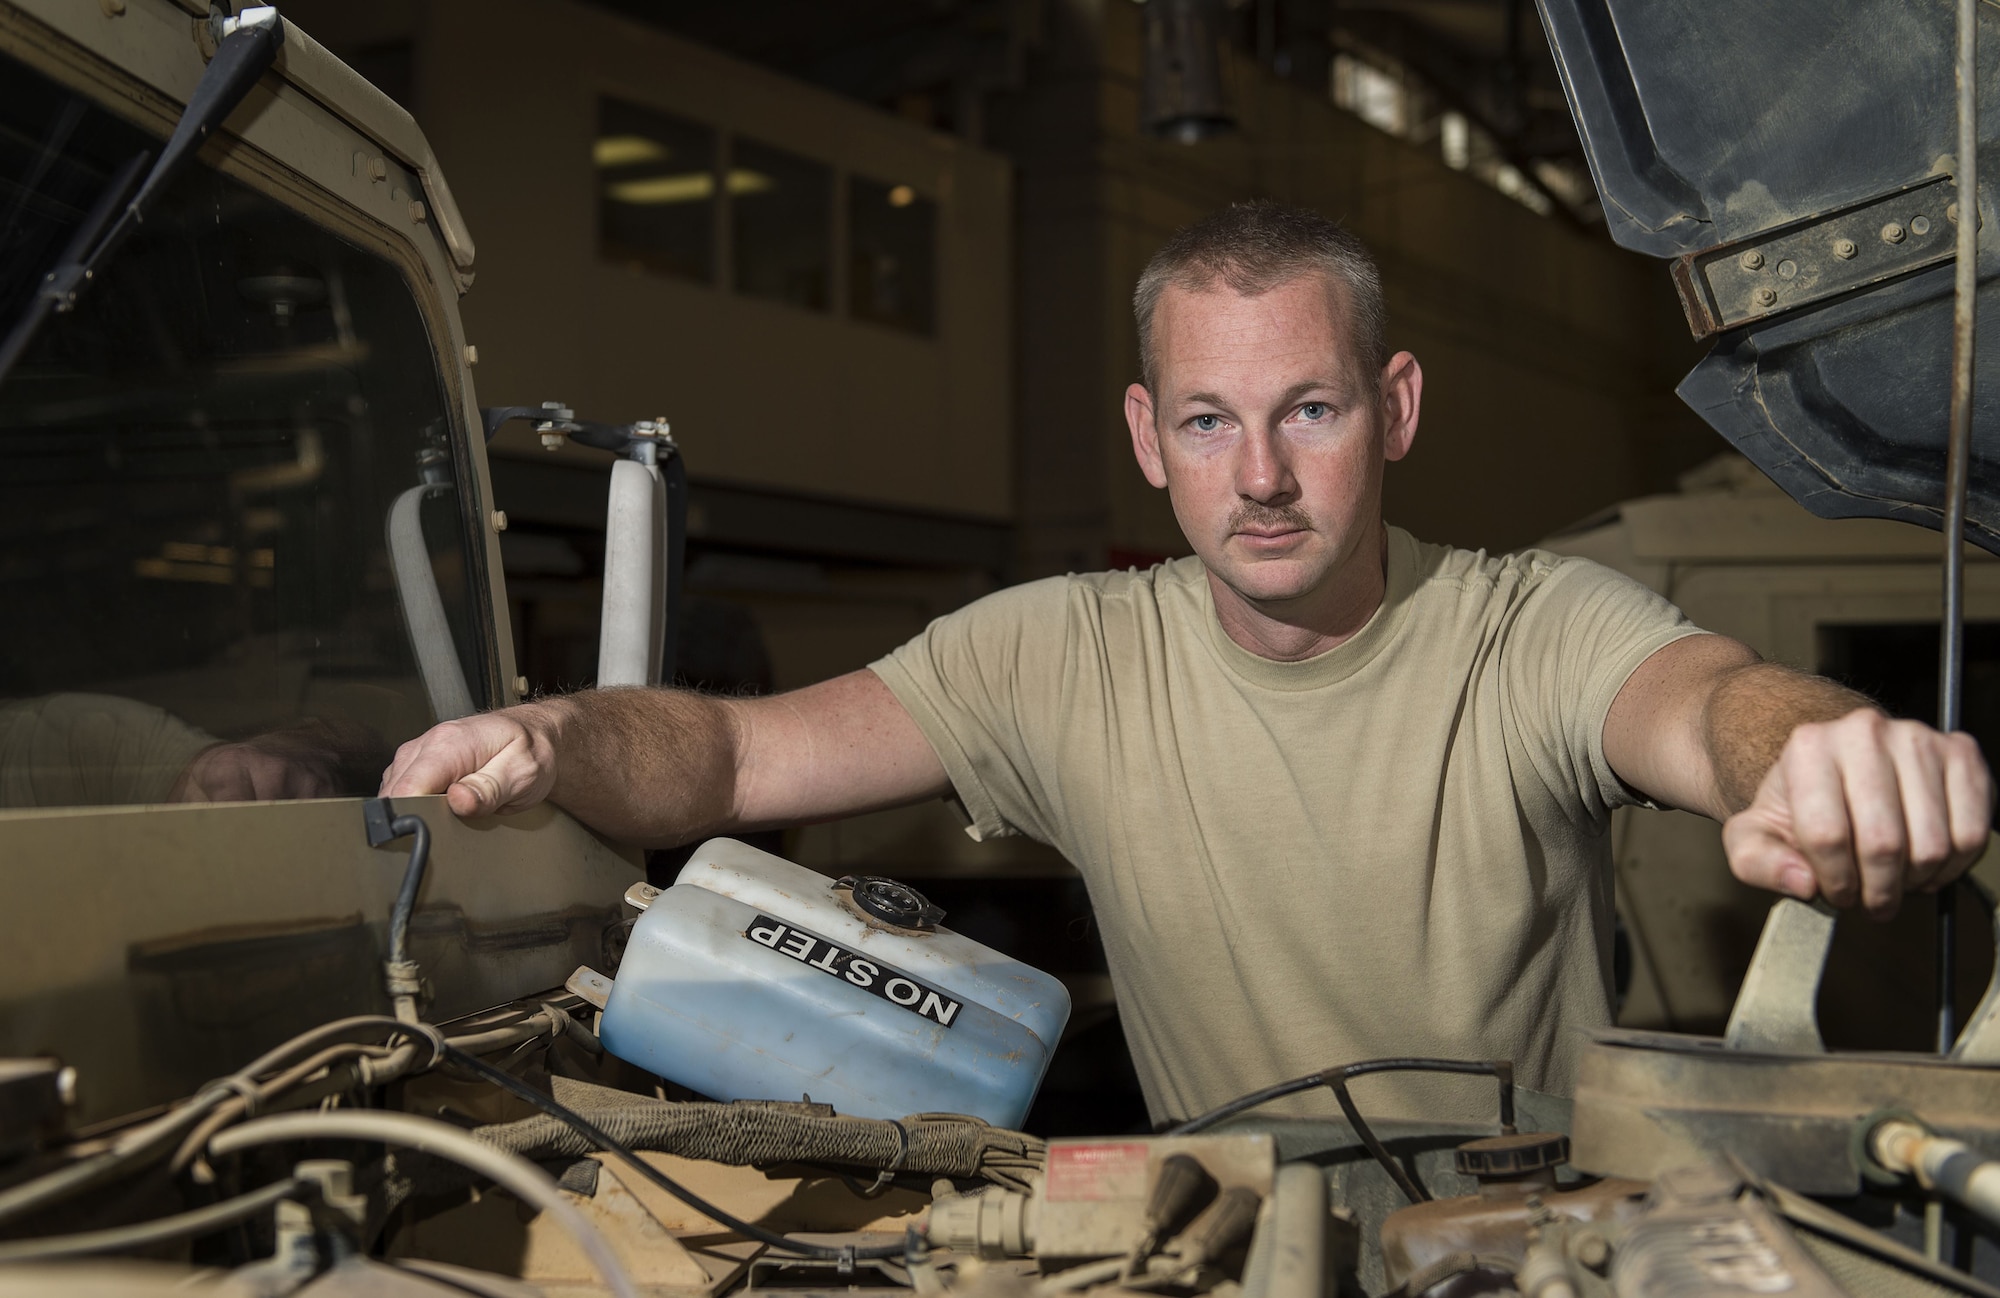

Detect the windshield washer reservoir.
xmin=596 ymin=839 xmax=1070 ymax=1126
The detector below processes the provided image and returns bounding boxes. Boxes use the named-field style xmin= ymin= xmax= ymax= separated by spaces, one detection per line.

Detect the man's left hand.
xmin=1722 ymin=708 xmax=1990 ymax=920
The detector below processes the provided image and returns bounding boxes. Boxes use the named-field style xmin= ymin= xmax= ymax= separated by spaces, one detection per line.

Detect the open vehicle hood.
xmin=1537 ymin=0 xmax=2000 ymax=551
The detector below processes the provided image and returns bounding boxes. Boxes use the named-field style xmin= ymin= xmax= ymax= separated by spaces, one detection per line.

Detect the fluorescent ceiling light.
xmin=606 ymin=169 xmax=773 ymax=205
xmin=594 ymin=135 xmax=669 ymax=167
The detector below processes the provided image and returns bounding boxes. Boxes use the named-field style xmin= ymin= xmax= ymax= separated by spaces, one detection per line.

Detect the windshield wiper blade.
xmin=0 ymin=6 xmax=284 ymax=392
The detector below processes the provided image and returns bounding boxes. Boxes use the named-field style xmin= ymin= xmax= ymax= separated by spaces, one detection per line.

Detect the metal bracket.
xmin=1723 ymin=898 xmax=1838 ymax=1053
xmin=566 ymin=965 xmax=613 ymax=1011
xmin=1672 ymin=175 xmax=1963 ymax=339
xmin=360 ymin=796 xmax=399 ymax=848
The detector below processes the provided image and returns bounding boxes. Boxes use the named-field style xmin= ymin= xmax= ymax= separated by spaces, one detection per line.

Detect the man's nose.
xmin=1235 ymin=423 xmax=1299 ymax=502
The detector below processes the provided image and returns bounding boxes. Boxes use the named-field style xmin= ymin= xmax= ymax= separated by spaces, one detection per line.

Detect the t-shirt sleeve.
xmin=868 ymin=577 xmax=1073 ymax=844
xmin=1503 ymin=556 xmax=1710 ymax=817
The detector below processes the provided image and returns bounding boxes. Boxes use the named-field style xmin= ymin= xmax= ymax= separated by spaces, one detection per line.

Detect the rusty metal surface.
xmin=1380 ymin=1175 xmax=1649 ymax=1291
xmin=1572 ymin=1029 xmax=2000 ymax=1194
xmin=0 ymin=796 xmax=639 ymax=1125
xmin=1672 ymin=177 xmax=1960 ymax=339
xmin=1209 ymin=1092 xmax=1573 ymax=1295
xmin=1612 ymin=1163 xmax=1848 ymax=1298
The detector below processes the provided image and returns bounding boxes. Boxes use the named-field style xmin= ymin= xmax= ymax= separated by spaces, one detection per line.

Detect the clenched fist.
xmin=379 ymin=704 xmax=566 ymax=818
xmin=1722 ymin=709 xmax=1991 ymax=920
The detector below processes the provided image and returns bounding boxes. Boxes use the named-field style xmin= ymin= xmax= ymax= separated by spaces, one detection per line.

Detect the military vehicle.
xmin=1 ymin=1 xmax=1998 ymax=1295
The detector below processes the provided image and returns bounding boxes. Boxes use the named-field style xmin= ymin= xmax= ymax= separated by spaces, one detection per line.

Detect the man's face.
xmin=1125 ymin=273 xmax=1421 ymax=610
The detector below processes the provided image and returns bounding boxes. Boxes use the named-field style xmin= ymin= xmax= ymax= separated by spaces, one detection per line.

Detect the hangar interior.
xmin=267 ymin=0 xmax=1776 ymax=1129
xmin=4 ymin=0 xmax=2000 ymax=1294
xmin=272 ymin=0 xmax=2000 ymax=1069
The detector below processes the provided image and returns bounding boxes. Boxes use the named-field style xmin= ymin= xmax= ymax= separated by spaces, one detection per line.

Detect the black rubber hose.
xmin=1325 ymin=1077 xmax=1428 ymax=1204
xmin=444 ymin=1047 xmax=905 ymax=1260
xmin=1169 ymin=1056 xmax=1515 ymax=1205
xmin=385 ymin=813 xmax=431 ymax=967
xmin=661 ymin=448 xmax=687 ymax=686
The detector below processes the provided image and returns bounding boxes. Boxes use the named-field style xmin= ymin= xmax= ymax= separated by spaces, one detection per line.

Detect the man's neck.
xmin=1206 ymin=525 xmax=1391 ymax=662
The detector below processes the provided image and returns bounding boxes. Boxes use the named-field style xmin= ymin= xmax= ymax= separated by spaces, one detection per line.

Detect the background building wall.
xmin=1010 ymin=0 xmax=1714 ymax=576
xmin=284 ymin=0 xmax=1016 ymax=523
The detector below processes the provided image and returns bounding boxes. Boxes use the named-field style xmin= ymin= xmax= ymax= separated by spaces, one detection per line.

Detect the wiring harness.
xmin=0 ymin=803 xmax=1049 ymax=1283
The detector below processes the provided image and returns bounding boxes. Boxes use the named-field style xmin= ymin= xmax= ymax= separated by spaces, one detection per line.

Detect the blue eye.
xmin=1192 ymin=414 xmax=1222 ymax=432
xmin=1299 ymin=402 xmax=1329 ymax=420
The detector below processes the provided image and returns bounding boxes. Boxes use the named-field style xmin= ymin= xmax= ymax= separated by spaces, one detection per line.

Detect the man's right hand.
xmin=379 ymin=703 xmax=565 ymax=817
xmin=377 ymin=673 xmax=948 ymax=844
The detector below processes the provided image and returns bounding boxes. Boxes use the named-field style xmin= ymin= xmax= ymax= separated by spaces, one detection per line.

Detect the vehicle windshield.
xmin=0 ymin=49 xmax=487 ymax=809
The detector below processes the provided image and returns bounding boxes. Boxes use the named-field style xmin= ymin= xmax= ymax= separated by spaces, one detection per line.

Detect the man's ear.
xmin=1126 ymin=383 xmax=1169 ymax=489
xmin=1380 ymin=351 xmax=1422 ymax=463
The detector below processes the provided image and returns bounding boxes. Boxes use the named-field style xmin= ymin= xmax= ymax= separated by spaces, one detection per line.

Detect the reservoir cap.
xmin=1454 ymin=1131 xmax=1570 ymax=1180
xmin=836 ymin=875 xmax=946 ymax=931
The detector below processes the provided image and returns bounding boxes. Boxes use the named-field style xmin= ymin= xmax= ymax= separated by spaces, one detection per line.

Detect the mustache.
xmin=1227 ymin=501 xmax=1314 ymax=533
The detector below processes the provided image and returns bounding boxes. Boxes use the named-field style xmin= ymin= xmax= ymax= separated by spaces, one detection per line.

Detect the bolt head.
xmin=1740 ymin=250 xmax=1766 ymax=271
xmin=1755 ymin=287 xmax=1778 ymax=307
xmin=1576 ymin=1232 xmax=1611 ymax=1270
xmin=1881 ymin=222 xmax=1907 ymax=243
xmin=1834 ymin=238 xmax=1858 ymax=259
xmin=1776 ymin=259 xmax=1798 ymax=280
xmin=1911 ymin=215 xmax=1932 ymax=236
xmin=491 ymin=510 xmax=509 ymax=532
xmin=513 ymin=675 xmax=529 ymax=696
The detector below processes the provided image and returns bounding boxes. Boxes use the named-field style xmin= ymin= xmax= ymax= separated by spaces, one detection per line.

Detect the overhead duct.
xmin=1141 ymin=0 xmax=1236 ymax=143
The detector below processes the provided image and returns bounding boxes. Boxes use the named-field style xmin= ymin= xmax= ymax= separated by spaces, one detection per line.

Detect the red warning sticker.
xmin=1044 ymin=1142 xmax=1150 ymax=1202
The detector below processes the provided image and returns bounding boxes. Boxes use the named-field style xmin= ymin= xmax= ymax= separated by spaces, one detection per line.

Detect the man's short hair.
xmin=1133 ymin=200 xmax=1387 ymax=393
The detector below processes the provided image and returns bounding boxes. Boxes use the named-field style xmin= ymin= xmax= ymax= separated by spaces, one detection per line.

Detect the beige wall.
xmin=283 ymin=0 xmax=1016 ymax=521
xmin=1016 ymin=0 xmax=1715 ymax=573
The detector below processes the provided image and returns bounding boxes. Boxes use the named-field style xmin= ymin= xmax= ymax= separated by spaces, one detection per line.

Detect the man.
xmin=384 ymin=202 xmax=1990 ymax=1124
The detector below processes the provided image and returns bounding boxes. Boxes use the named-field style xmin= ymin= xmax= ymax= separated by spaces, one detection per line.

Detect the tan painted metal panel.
xmin=0 ymin=795 xmax=640 ymax=1123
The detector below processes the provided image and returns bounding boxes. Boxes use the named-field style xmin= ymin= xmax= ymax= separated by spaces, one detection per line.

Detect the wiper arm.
xmin=0 ymin=6 xmax=284 ymax=390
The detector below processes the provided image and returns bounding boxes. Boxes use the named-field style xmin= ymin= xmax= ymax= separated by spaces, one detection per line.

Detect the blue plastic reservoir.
xmin=598 ymin=839 xmax=1071 ymax=1127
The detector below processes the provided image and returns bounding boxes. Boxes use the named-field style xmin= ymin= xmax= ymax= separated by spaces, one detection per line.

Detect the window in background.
xmin=731 ymin=137 xmax=831 ymax=311
xmin=848 ymin=177 xmax=936 ymax=336
xmin=597 ymin=99 xmax=718 ymax=285
xmin=1331 ymin=54 xmax=1409 ymax=136
xmin=1439 ymin=111 xmax=1470 ymax=170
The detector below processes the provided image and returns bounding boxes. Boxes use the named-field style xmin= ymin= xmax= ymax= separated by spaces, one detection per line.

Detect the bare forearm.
xmin=530 ymin=688 xmax=745 ymax=846
xmin=1703 ymin=662 xmax=1874 ymax=812
xmin=382 ymin=668 xmax=950 ymax=843
xmin=1610 ymin=635 xmax=1988 ymax=916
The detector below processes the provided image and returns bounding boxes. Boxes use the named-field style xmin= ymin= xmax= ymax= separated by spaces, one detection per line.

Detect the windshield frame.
xmin=1 ymin=0 xmax=508 ymax=716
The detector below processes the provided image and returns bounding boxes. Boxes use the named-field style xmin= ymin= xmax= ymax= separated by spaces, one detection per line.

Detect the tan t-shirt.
xmin=869 ymin=527 xmax=1707 ymax=1125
